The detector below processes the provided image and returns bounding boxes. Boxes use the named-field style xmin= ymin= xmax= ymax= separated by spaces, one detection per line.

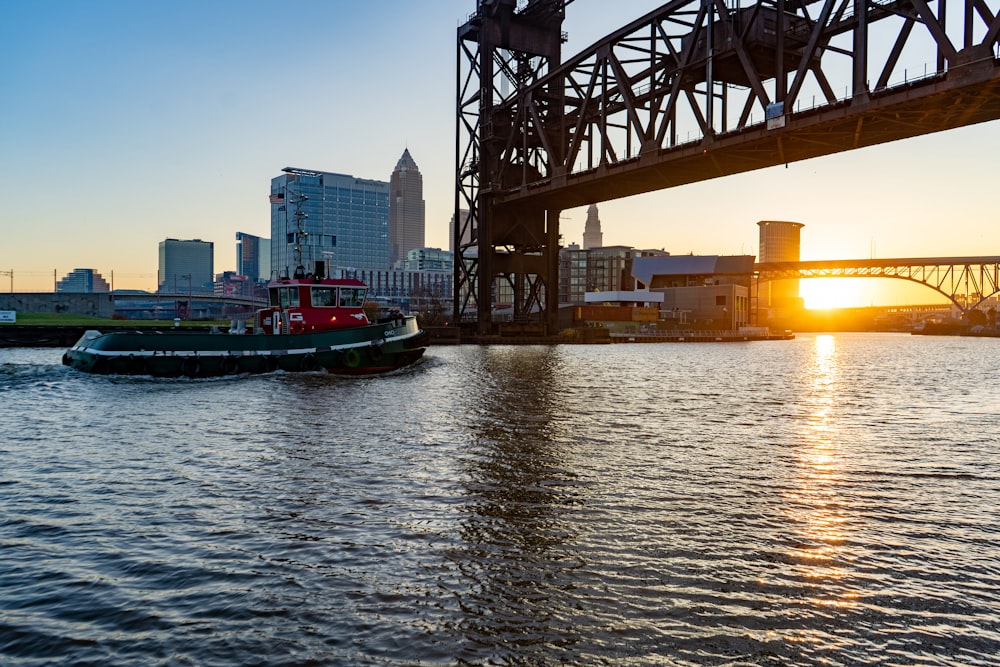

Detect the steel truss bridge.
xmin=455 ymin=0 xmax=1000 ymax=334
xmin=756 ymin=256 xmax=1000 ymax=310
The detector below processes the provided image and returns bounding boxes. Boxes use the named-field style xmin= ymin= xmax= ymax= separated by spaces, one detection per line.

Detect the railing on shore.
xmin=610 ymin=330 xmax=794 ymax=343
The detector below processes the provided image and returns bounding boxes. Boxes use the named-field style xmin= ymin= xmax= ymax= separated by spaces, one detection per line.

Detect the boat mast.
xmin=290 ymin=192 xmax=308 ymax=279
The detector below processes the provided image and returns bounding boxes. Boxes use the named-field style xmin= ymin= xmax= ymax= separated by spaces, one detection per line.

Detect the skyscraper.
xmin=158 ymin=239 xmax=214 ymax=293
xmin=236 ymin=232 xmax=269 ymax=282
xmin=582 ymin=203 xmax=603 ymax=249
xmin=389 ymin=149 xmax=425 ymax=267
xmin=270 ymin=167 xmax=389 ymax=278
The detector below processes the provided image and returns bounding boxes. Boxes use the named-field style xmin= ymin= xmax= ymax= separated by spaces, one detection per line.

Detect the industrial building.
xmin=577 ymin=255 xmax=756 ymax=331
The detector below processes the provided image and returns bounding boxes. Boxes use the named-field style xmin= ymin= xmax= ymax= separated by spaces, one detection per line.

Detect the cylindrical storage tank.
xmin=757 ymin=220 xmax=804 ymax=307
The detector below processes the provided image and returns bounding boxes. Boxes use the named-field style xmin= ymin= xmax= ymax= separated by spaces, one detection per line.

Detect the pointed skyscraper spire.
xmin=395 ymin=148 xmax=418 ymax=172
xmin=582 ymin=203 xmax=603 ymax=249
xmin=389 ymin=148 xmax=425 ymax=267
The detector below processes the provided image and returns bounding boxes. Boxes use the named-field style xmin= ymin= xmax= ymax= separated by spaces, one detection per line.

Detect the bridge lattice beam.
xmin=756 ymin=256 xmax=1000 ymax=311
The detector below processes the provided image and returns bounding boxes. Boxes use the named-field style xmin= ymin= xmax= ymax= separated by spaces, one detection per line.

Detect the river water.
xmin=1 ymin=333 xmax=999 ymax=666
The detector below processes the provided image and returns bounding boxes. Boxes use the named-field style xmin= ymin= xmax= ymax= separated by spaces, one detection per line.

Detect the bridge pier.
xmin=477 ymin=205 xmax=561 ymax=336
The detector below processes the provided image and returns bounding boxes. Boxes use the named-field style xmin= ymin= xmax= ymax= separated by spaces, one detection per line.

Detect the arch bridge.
xmin=756 ymin=256 xmax=1000 ymax=311
xmin=455 ymin=0 xmax=1000 ymax=335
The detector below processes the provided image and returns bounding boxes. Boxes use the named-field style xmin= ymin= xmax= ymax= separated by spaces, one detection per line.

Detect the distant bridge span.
xmin=456 ymin=0 xmax=1000 ymax=334
xmin=112 ymin=293 xmax=265 ymax=316
xmin=756 ymin=256 xmax=1000 ymax=311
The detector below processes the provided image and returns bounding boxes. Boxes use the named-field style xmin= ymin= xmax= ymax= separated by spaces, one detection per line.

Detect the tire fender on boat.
xmin=343 ymin=348 xmax=361 ymax=368
xmin=368 ymin=341 xmax=384 ymax=362
xmin=220 ymin=356 xmax=240 ymax=374
xmin=299 ymin=354 xmax=318 ymax=372
xmin=181 ymin=357 xmax=200 ymax=377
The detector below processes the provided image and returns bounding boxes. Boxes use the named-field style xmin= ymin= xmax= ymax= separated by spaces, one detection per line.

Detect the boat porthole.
xmin=299 ymin=354 xmax=318 ymax=372
xmin=181 ymin=357 xmax=200 ymax=377
xmin=343 ymin=348 xmax=361 ymax=368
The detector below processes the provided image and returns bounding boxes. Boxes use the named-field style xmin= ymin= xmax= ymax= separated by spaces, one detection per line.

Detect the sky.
xmin=1 ymin=0 xmax=997 ymax=308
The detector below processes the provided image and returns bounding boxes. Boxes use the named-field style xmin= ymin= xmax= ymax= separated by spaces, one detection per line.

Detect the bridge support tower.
xmin=455 ymin=0 xmax=566 ymax=336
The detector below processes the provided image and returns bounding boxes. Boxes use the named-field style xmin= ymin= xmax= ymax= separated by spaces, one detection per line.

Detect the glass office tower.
xmin=269 ymin=167 xmax=390 ymax=279
xmin=235 ymin=232 xmax=269 ymax=283
xmin=158 ymin=239 xmax=214 ymax=293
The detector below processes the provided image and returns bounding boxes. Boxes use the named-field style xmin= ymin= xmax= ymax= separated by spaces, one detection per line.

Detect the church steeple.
xmin=582 ymin=203 xmax=603 ymax=249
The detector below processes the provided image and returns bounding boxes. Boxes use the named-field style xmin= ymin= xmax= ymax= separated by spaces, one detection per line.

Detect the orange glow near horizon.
xmin=799 ymin=279 xmax=868 ymax=310
xmin=798 ymin=277 xmax=949 ymax=310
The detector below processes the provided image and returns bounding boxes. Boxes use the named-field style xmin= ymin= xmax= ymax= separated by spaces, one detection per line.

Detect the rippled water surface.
xmin=2 ymin=334 xmax=999 ymax=665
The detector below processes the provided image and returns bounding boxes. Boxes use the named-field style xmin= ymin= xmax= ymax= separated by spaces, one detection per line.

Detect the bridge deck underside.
xmin=495 ymin=60 xmax=1000 ymax=212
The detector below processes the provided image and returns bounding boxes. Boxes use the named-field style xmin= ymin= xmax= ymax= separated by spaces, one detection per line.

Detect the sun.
xmin=799 ymin=279 xmax=867 ymax=310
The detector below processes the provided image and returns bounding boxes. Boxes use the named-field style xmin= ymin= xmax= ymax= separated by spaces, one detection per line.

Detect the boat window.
xmin=339 ymin=288 xmax=366 ymax=308
xmin=311 ymin=286 xmax=338 ymax=307
xmin=277 ymin=287 xmax=300 ymax=308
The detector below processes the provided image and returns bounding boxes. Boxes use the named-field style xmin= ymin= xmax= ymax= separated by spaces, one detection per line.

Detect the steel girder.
xmin=481 ymin=0 xmax=1000 ymax=210
xmin=756 ymin=256 xmax=1000 ymax=310
xmin=455 ymin=0 xmax=569 ymax=335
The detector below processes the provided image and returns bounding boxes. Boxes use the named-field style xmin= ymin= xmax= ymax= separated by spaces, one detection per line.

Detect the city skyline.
xmin=2 ymin=1 xmax=998 ymax=309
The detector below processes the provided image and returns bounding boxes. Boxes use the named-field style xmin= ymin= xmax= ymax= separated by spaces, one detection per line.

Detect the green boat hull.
xmin=62 ymin=317 xmax=427 ymax=377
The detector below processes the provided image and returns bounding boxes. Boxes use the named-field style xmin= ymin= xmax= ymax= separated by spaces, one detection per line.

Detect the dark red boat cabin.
xmin=256 ymin=275 xmax=370 ymax=335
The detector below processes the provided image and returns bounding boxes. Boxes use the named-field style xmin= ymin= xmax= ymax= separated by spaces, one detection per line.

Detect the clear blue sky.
xmin=2 ymin=1 xmax=997 ymax=307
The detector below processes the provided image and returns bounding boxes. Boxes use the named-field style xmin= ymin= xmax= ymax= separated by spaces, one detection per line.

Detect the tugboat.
xmin=62 ymin=265 xmax=427 ymax=377
xmin=62 ymin=194 xmax=427 ymax=377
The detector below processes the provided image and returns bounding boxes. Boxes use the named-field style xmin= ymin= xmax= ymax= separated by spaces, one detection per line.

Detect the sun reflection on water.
xmin=783 ymin=335 xmax=859 ymax=611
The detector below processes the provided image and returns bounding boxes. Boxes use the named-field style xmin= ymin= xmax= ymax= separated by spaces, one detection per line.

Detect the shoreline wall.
xmin=0 ymin=293 xmax=114 ymax=319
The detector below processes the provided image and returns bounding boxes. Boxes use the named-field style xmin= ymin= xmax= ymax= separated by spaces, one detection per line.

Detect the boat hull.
xmin=62 ymin=318 xmax=427 ymax=377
